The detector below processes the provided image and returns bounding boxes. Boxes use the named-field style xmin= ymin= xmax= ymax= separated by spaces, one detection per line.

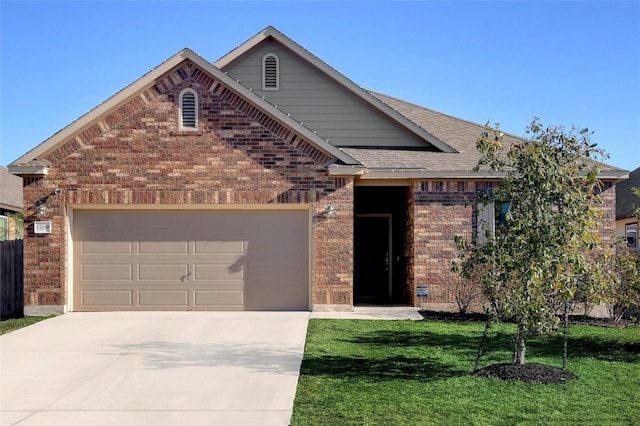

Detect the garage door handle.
xmin=181 ymin=270 xmax=194 ymax=282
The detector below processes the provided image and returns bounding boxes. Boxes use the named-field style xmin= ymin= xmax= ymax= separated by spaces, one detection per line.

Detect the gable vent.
xmin=180 ymin=89 xmax=198 ymax=130
xmin=262 ymin=54 xmax=279 ymax=90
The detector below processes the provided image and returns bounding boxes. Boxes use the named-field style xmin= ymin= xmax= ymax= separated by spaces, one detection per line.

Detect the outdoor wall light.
xmin=34 ymin=189 xmax=60 ymax=218
xmin=316 ymin=202 xmax=336 ymax=220
xmin=36 ymin=201 xmax=48 ymax=218
xmin=325 ymin=202 xmax=336 ymax=217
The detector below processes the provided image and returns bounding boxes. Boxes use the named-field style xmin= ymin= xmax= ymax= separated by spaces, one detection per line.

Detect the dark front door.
xmin=354 ymin=215 xmax=392 ymax=303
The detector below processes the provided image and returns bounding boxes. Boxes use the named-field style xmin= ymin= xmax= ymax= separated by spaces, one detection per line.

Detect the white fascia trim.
xmin=358 ymin=169 xmax=507 ymax=179
xmin=598 ymin=170 xmax=630 ymax=181
xmin=327 ymin=165 xmax=366 ymax=176
xmin=358 ymin=169 xmax=630 ymax=181
xmin=8 ymin=166 xmax=49 ymax=176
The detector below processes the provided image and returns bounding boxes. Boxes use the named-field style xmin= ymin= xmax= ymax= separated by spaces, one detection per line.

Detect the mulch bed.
xmin=474 ymin=363 xmax=577 ymax=384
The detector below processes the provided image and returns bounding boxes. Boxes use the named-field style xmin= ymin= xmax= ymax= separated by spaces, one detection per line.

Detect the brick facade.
xmin=407 ymin=179 xmax=618 ymax=310
xmin=22 ymin=61 xmax=353 ymax=309
xmin=409 ymin=180 xmax=477 ymax=306
xmin=19 ymin=58 xmax=620 ymax=313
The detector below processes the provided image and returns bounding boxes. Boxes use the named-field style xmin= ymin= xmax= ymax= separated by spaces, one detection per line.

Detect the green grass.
xmin=0 ymin=316 xmax=54 ymax=335
xmin=291 ymin=319 xmax=640 ymax=426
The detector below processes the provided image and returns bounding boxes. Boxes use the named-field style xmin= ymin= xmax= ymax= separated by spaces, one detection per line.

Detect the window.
xmin=476 ymin=201 xmax=495 ymax=244
xmin=179 ymin=88 xmax=198 ymax=130
xmin=0 ymin=215 xmax=7 ymax=241
xmin=262 ymin=53 xmax=279 ymax=90
xmin=626 ymin=223 xmax=638 ymax=248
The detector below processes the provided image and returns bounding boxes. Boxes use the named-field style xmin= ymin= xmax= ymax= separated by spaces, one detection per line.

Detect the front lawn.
xmin=291 ymin=319 xmax=640 ymax=425
xmin=0 ymin=316 xmax=53 ymax=335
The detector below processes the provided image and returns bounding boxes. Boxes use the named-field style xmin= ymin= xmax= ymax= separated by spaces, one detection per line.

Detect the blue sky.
xmin=2 ymin=1 xmax=639 ymax=171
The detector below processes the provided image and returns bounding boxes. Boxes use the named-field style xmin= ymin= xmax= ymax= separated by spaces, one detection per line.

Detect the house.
xmin=616 ymin=166 xmax=639 ymax=251
xmin=8 ymin=27 xmax=628 ymax=314
xmin=0 ymin=166 xmax=23 ymax=240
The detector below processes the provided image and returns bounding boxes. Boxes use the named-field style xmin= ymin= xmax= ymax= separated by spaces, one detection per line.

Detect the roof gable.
xmin=215 ymin=26 xmax=457 ymax=154
xmin=9 ymin=48 xmax=359 ymax=173
xmin=617 ymin=166 xmax=640 ymax=219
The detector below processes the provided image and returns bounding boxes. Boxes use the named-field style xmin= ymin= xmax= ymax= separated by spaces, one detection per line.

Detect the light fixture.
xmin=314 ymin=202 xmax=336 ymax=221
xmin=36 ymin=201 xmax=48 ymax=218
xmin=325 ymin=202 xmax=335 ymax=217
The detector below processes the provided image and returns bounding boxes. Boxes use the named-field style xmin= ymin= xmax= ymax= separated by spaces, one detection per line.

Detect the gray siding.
xmin=222 ymin=40 xmax=428 ymax=148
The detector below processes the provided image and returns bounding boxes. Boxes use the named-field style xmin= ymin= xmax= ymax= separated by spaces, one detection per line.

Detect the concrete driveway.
xmin=1 ymin=312 xmax=310 ymax=426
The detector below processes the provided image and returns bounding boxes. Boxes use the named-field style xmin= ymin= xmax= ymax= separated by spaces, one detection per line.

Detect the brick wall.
xmin=408 ymin=179 xmax=618 ymax=309
xmin=409 ymin=180 xmax=476 ymax=306
xmin=599 ymin=181 xmax=617 ymax=249
xmin=405 ymin=185 xmax=416 ymax=302
xmin=22 ymin=60 xmax=353 ymax=309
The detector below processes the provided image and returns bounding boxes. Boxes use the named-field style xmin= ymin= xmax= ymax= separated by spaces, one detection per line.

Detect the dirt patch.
xmin=474 ymin=362 xmax=577 ymax=384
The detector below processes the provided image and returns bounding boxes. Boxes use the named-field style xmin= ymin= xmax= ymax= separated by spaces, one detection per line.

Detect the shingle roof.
xmin=616 ymin=166 xmax=640 ymax=219
xmin=345 ymin=91 xmax=628 ymax=179
xmin=0 ymin=166 xmax=23 ymax=211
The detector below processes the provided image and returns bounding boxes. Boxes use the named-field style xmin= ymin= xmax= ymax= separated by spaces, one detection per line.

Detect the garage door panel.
xmin=249 ymin=239 xmax=304 ymax=255
xmin=195 ymin=264 xmax=243 ymax=280
xmin=246 ymin=263 xmax=301 ymax=281
xmin=138 ymin=264 xmax=189 ymax=281
xmin=82 ymin=290 xmax=133 ymax=307
xmin=245 ymin=289 xmax=307 ymax=311
xmin=194 ymin=240 xmax=245 ymax=255
xmin=194 ymin=290 xmax=244 ymax=308
xmin=139 ymin=290 xmax=188 ymax=307
xmin=81 ymin=241 xmax=133 ymax=255
xmin=82 ymin=264 xmax=133 ymax=281
xmin=138 ymin=241 xmax=189 ymax=254
xmin=73 ymin=210 xmax=309 ymax=311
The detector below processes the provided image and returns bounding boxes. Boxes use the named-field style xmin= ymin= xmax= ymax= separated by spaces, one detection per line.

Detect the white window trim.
xmin=179 ymin=88 xmax=198 ymax=130
xmin=262 ymin=53 xmax=280 ymax=91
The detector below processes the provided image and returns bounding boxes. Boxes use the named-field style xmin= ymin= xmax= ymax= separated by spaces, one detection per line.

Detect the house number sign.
xmin=34 ymin=221 xmax=52 ymax=234
xmin=416 ymin=285 xmax=430 ymax=298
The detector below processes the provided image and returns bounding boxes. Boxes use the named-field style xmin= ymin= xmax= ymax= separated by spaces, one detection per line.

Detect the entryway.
xmin=353 ymin=186 xmax=409 ymax=305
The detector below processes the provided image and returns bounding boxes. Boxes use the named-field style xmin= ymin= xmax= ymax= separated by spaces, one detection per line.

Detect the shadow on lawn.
xmin=301 ymin=324 xmax=639 ymax=382
xmin=346 ymin=328 xmax=480 ymax=350
xmin=302 ymin=328 xmax=479 ymax=382
xmin=300 ymin=354 xmax=467 ymax=382
xmin=526 ymin=333 xmax=640 ymax=363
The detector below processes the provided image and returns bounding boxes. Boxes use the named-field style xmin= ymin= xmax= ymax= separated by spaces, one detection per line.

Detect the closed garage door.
xmin=72 ymin=210 xmax=309 ymax=311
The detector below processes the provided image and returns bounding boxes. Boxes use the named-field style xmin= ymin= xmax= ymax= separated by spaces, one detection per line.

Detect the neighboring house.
xmin=616 ymin=166 xmax=640 ymax=250
xmin=8 ymin=27 xmax=628 ymax=314
xmin=0 ymin=166 xmax=23 ymax=240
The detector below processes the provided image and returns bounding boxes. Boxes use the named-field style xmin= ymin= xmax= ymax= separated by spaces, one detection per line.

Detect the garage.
xmin=72 ymin=209 xmax=310 ymax=311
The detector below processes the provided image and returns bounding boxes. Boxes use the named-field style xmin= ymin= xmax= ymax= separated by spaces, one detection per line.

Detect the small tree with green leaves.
xmin=610 ymin=245 xmax=640 ymax=321
xmin=454 ymin=119 xmax=615 ymax=365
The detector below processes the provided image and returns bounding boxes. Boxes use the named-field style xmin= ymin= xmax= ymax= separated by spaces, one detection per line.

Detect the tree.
xmin=610 ymin=245 xmax=640 ymax=322
xmin=454 ymin=119 xmax=614 ymax=365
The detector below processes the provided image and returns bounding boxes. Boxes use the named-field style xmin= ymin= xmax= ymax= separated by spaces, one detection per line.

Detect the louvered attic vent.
xmin=180 ymin=89 xmax=198 ymax=130
xmin=262 ymin=54 xmax=279 ymax=90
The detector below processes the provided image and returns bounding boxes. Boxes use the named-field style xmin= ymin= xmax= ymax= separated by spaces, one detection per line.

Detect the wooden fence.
xmin=1 ymin=239 xmax=24 ymax=319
